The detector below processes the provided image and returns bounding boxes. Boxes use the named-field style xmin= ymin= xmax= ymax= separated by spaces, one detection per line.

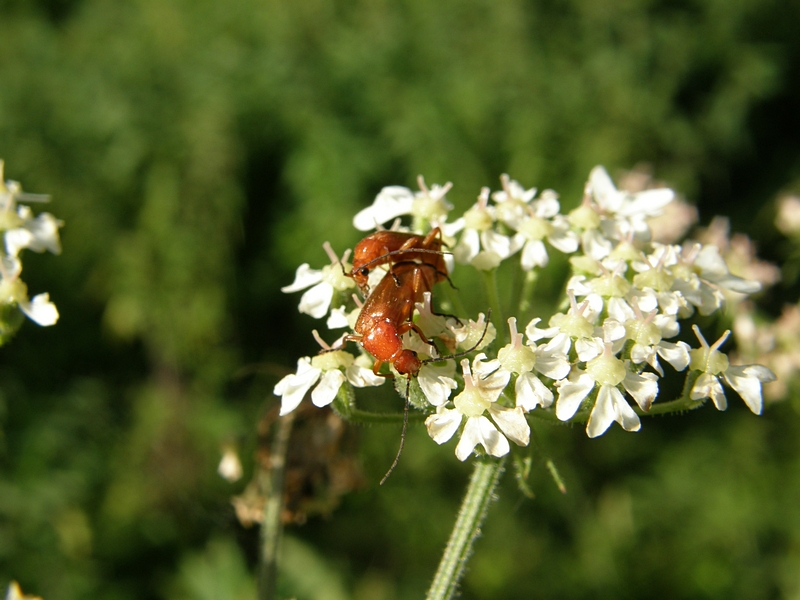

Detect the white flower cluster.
xmin=0 ymin=161 xmax=62 ymax=331
xmin=275 ymin=167 xmax=775 ymax=461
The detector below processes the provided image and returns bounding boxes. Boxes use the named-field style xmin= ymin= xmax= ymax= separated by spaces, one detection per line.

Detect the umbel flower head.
xmin=276 ymin=166 xmax=776 ymax=461
xmin=0 ymin=161 xmax=62 ymax=338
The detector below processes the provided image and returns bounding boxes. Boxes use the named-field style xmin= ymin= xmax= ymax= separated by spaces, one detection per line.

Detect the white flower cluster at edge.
xmin=0 ymin=161 xmax=62 ymax=327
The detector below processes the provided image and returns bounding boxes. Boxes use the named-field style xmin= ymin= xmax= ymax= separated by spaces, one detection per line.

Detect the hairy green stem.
xmin=426 ymin=457 xmax=506 ymax=600
xmin=481 ymin=269 xmax=506 ymax=348
xmin=331 ymin=383 xmax=427 ymax=423
xmin=258 ymin=410 xmax=295 ymax=600
xmin=517 ymin=268 xmax=538 ymax=322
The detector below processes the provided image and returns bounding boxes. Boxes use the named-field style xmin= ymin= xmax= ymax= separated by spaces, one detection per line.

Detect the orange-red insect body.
xmin=349 ymin=228 xmax=446 ymax=293
xmin=348 ymin=261 xmax=442 ymax=376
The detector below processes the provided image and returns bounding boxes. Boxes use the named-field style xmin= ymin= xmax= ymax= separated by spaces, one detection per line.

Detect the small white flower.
xmin=451 ymin=311 xmax=496 ymax=352
xmin=540 ymin=292 xmax=598 ymax=361
xmin=218 ymin=446 xmax=243 ymax=482
xmin=0 ymin=256 xmax=59 ymax=326
xmin=491 ymin=174 xmax=539 ymax=228
xmin=451 ymin=187 xmax=523 ymax=268
xmin=623 ymin=300 xmax=690 ymax=375
xmin=492 ymin=176 xmax=578 ymax=270
xmin=0 ymin=162 xmax=62 ymax=257
xmin=273 ymin=331 xmax=384 ymax=415
xmin=417 ymin=360 xmax=458 ymax=407
xmin=688 ymin=326 xmax=775 ymax=415
xmin=556 ymin=342 xmax=657 ymax=437
xmin=353 ymin=175 xmax=453 ymax=231
xmin=282 ymin=242 xmax=355 ymax=319
xmin=496 ymin=317 xmax=570 ymax=411
xmin=425 ymin=354 xmax=529 ymax=461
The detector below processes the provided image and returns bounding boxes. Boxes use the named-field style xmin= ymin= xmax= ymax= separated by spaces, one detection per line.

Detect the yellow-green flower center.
xmin=591 ymin=273 xmax=631 ymax=297
xmin=498 ymin=343 xmax=536 ymax=374
xmin=626 ymin=319 xmax=662 ymax=347
xmin=0 ymin=278 xmax=27 ymax=304
xmin=312 ymin=350 xmax=354 ymax=371
xmin=550 ymin=311 xmax=594 ymax=339
xmin=586 ymin=353 xmax=626 ymax=386
xmin=633 ymin=268 xmax=674 ymax=292
xmin=323 ymin=263 xmax=356 ymax=291
xmin=463 ymin=206 xmax=494 ymax=231
xmin=0 ymin=210 xmax=23 ymax=231
xmin=454 ymin=386 xmax=490 ymax=418
xmin=689 ymin=347 xmax=729 ymax=375
xmin=568 ymin=205 xmax=601 ymax=230
xmin=519 ymin=214 xmax=552 ymax=241
xmin=413 ymin=196 xmax=448 ymax=223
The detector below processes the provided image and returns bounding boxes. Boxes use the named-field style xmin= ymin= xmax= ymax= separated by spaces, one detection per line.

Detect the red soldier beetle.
xmin=343 ymin=259 xmax=490 ymax=483
xmin=345 ymin=260 xmax=441 ymax=377
xmin=348 ymin=227 xmax=449 ymax=294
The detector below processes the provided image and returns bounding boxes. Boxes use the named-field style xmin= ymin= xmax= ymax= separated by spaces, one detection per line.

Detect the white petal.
xmin=589 ymin=166 xmax=621 ymax=211
xmin=576 ymin=337 xmax=603 ymax=362
xmin=656 ymin=341 xmax=691 ymax=372
xmin=26 ymin=212 xmax=62 ymax=254
xmin=481 ymin=230 xmax=521 ymax=259
xmin=515 ymin=372 xmax=554 ymax=410
xmin=620 ymin=188 xmax=674 ymax=218
xmin=566 ymin=274 xmax=592 ymax=296
xmin=489 ymin=405 xmax=530 ymax=446
xmin=723 ymin=364 xmax=775 ymax=415
xmin=533 ymin=195 xmax=560 ymax=218
xmin=533 ymin=351 xmax=571 ymax=381
xmin=426 ymin=407 xmax=463 ymax=444
xmin=587 ymin=385 xmax=641 ymax=438
xmin=691 ymin=373 xmax=727 ymax=410
xmin=1 ymin=255 xmax=21 ymax=279
xmin=622 ymin=371 xmax=658 ymax=411
xmin=281 ymin=263 xmax=324 ymax=293
xmin=695 ymin=245 xmax=761 ymax=293
xmin=20 ymin=292 xmax=59 ymax=326
xmin=456 ymin=416 xmax=509 ymax=461
xmin=521 ymin=239 xmax=548 ymax=270
xmin=525 ymin=318 xmax=559 ymax=342
xmin=582 ymin=229 xmax=613 ymax=260
xmin=353 ymin=186 xmax=414 ymax=230
xmin=556 ymin=373 xmax=595 ymax=421
xmin=298 ymin=282 xmax=334 ymax=319
xmin=540 ymin=332 xmax=571 ymax=355
xmin=470 ymin=353 xmax=498 ymax=376
xmin=326 ymin=305 xmax=351 ymax=329
xmin=346 ymin=364 xmax=385 ymax=388
xmin=602 ymin=317 xmax=627 ymax=342
xmin=630 ymin=342 xmax=656 ymax=366
xmin=311 ymin=369 xmax=346 ymax=407
xmin=273 ymin=358 xmax=321 ymax=415
xmin=4 ymin=228 xmax=34 ymax=257
xmin=606 ymin=297 xmax=635 ymax=323
xmin=454 ymin=228 xmax=480 ymax=264
xmin=418 ymin=364 xmax=458 ymax=407
xmin=547 ymin=225 xmax=580 ymax=254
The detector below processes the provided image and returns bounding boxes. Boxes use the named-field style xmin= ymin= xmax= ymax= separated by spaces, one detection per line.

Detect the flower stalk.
xmin=426 ymin=457 xmax=506 ymax=600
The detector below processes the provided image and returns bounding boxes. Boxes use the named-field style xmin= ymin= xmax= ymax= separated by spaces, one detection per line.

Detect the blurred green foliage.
xmin=0 ymin=0 xmax=799 ymax=598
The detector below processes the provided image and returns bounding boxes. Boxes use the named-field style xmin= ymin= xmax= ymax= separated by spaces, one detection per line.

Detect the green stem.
xmin=331 ymin=382 xmax=427 ymax=423
xmin=258 ymin=410 xmax=295 ymax=600
xmin=517 ymin=268 xmax=538 ymax=322
xmin=426 ymin=457 xmax=506 ymax=600
xmin=481 ymin=269 xmax=505 ymax=348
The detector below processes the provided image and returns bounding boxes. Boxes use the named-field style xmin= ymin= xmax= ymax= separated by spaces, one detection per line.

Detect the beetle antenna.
xmin=357 ymin=247 xmax=452 ymax=273
xmin=380 ymin=376 xmax=411 ymax=485
xmin=421 ymin=308 xmax=492 ymax=367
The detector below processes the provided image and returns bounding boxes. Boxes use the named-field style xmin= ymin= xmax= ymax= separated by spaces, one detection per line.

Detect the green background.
xmin=1 ymin=0 xmax=799 ymax=598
